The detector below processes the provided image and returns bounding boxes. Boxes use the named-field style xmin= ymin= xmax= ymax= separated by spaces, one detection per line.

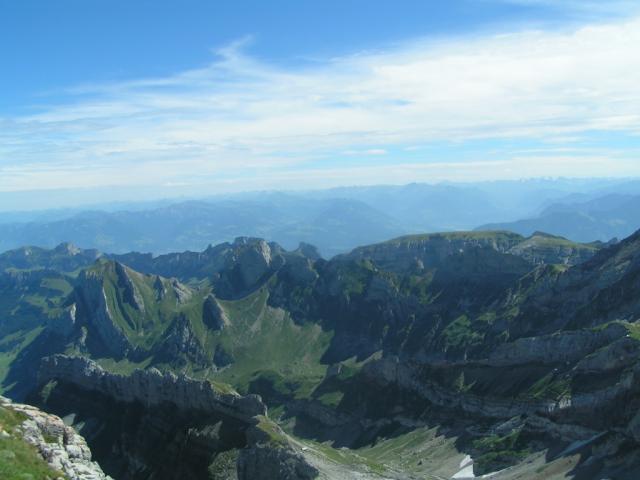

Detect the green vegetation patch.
xmin=211 ymin=287 xmax=332 ymax=401
xmin=526 ymin=373 xmax=572 ymax=400
xmin=0 ymin=405 xmax=66 ymax=480
xmin=472 ymin=429 xmax=531 ymax=474
xmin=255 ymin=415 xmax=288 ymax=446
xmin=441 ymin=315 xmax=484 ymax=349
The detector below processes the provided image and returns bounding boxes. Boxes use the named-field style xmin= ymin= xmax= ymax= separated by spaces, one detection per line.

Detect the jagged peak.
xmin=53 ymin=241 xmax=82 ymax=255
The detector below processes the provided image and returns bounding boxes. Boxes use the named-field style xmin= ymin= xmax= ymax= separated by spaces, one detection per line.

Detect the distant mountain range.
xmin=479 ymin=193 xmax=640 ymax=242
xmin=2 ymin=180 xmax=640 ymax=257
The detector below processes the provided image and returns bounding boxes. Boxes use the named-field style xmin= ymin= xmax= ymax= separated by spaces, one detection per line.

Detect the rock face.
xmin=111 ymin=236 xmax=319 ymax=299
xmin=75 ymin=268 xmax=133 ymax=357
xmin=486 ymin=323 xmax=629 ymax=366
xmin=203 ymin=294 xmax=229 ymax=331
xmin=158 ymin=314 xmax=209 ymax=367
xmin=364 ymin=353 xmax=640 ymax=430
xmin=171 ymin=278 xmax=193 ymax=304
xmin=237 ymin=444 xmax=318 ymax=480
xmin=47 ymin=303 xmax=78 ymax=338
xmin=0 ymin=396 xmax=110 ymax=480
xmin=506 ymin=232 xmax=599 ymax=265
xmin=114 ymin=262 xmax=145 ymax=312
xmin=34 ymin=355 xmax=319 ymax=480
xmin=39 ymin=355 xmax=265 ymax=421
xmin=231 ymin=237 xmax=274 ymax=288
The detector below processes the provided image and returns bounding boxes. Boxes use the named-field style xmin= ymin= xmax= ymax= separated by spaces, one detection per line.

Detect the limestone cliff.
xmin=38 ymin=355 xmax=265 ymax=421
xmin=0 ymin=395 xmax=110 ymax=480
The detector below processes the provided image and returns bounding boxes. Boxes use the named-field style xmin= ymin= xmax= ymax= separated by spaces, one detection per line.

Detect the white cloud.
xmin=2 ymin=14 xmax=640 ymax=191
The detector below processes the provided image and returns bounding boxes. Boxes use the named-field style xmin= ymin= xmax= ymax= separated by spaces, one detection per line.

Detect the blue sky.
xmin=1 ymin=0 xmax=640 ymax=203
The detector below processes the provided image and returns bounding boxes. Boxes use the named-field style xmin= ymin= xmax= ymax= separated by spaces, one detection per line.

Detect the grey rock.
xmin=38 ymin=355 xmax=266 ymax=421
xmin=75 ymin=270 xmax=132 ymax=357
xmin=238 ymin=444 xmax=319 ymax=480
xmin=203 ymin=294 xmax=229 ymax=330
xmin=171 ymin=278 xmax=193 ymax=304
xmin=487 ymin=323 xmax=629 ymax=366
xmin=153 ymin=275 xmax=167 ymax=300
xmin=114 ymin=262 xmax=145 ymax=312
xmin=159 ymin=314 xmax=209 ymax=367
xmin=0 ymin=396 xmax=110 ymax=480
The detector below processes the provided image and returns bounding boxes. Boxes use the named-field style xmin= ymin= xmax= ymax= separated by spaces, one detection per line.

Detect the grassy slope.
xmin=0 ymin=404 xmax=66 ymax=480
xmin=211 ymin=286 xmax=332 ymax=398
xmin=87 ymin=260 xmax=210 ymax=353
xmin=0 ymin=272 xmax=73 ymax=393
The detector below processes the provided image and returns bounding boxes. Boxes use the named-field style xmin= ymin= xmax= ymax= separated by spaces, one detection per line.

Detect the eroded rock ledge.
xmin=39 ymin=354 xmax=266 ymax=422
xmin=36 ymin=355 xmax=318 ymax=480
xmin=0 ymin=395 xmax=110 ymax=480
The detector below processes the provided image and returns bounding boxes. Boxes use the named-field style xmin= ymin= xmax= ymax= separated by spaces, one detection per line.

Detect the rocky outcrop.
xmin=158 ymin=314 xmax=209 ymax=367
xmin=75 ymin=270 xmax=132 ymax=357
xmin=486 ymin=323 xmax=629 ymax=366
xmin=575 ymin=336 xmax=640 ymax=372
xmin=153 ymin=275 xmax=167 ymax=300
xmin=171 ymin=278 xmax=193 ymax=304
xmin=233 ymin=237 xmax=274 ymax=288
xmin=38 ymin=355 xmax=266 ymax=421
xmin=507 ymin=232 xmax=599 ymax=265
xmin=0 ymin=396 xmax=110 ymax=480
xmin=203 ymin=294 xmax=229 ymax=330
xmin=212 ymin=237 xmax=287 ymax=296
xmin=47 ymin=303 xmax=77 ymax=338
xmin=114 ymin=262 xmax=145 ymax=312
xmin=35 ymin=356 xmax=321 ymax=480
xmin=238 ymin=444 xmax=319 ymax=480
xmin=364 ymin=355 xmax=640 ymax=426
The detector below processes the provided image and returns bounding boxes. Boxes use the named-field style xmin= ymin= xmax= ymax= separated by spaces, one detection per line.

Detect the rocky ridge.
xmin=37 ymin=355 xmax=319 ymax=480
xmin=39 ymin=355 xmax=266 ymax=421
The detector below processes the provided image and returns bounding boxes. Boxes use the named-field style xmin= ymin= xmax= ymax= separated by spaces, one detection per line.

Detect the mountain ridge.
xmin=1 ymin=228 xmax=640 ymax=478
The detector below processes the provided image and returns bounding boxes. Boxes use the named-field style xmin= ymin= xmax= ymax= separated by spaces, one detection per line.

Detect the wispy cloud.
xmin=2 ymin=14 xmax=640 ymax=191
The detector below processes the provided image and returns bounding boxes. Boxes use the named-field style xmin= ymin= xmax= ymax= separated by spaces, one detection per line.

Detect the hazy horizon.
xmin=1 ymin=176 xmax=640 ymax=213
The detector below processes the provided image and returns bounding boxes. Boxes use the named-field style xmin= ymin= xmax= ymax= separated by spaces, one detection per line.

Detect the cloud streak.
xmin=2 ymin=14 xmax=640 ymax=191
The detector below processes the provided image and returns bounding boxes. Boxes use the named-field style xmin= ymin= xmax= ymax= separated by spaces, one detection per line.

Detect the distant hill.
xmin=478 ymin=193 xmax=640 ymax=242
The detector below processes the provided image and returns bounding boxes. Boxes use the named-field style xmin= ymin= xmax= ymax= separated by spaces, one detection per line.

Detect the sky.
xmin=1 ymin=0 xmax=640 ymax=207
